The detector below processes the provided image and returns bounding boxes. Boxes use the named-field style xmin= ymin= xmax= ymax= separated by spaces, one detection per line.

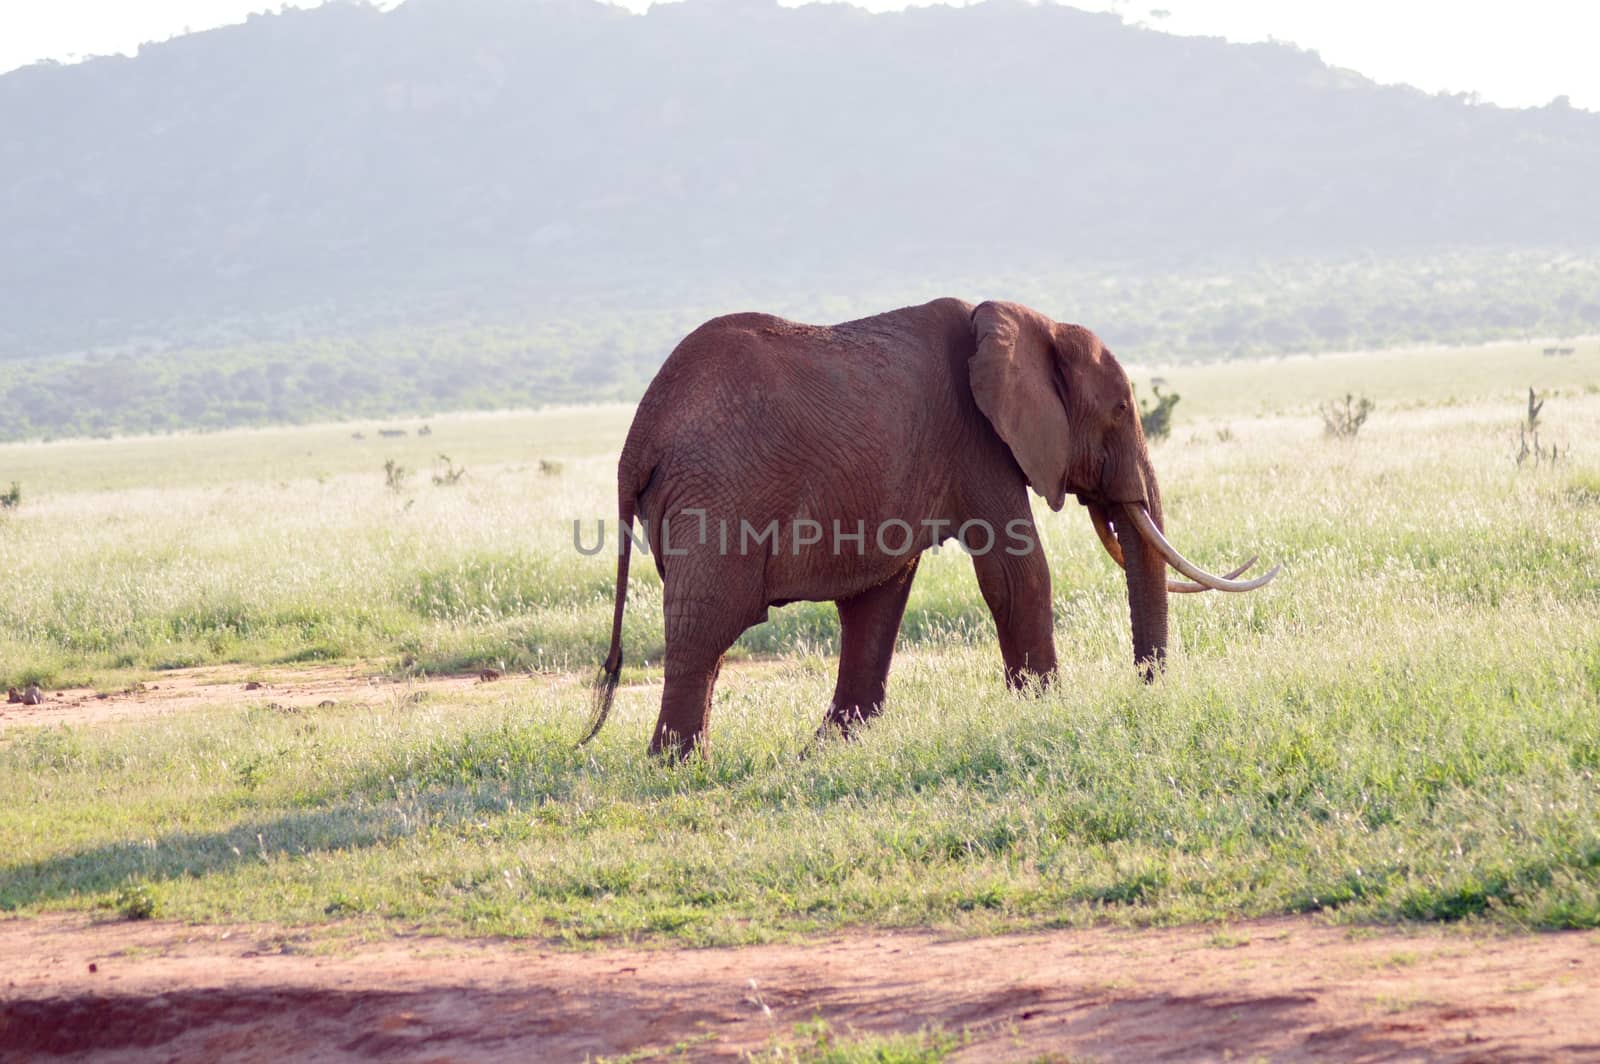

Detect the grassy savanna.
xmin=1 ymin=340 xmax=1598 ymax=941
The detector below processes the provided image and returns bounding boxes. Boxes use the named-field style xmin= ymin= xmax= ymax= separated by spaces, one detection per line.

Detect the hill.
xmin=0 ymin=0 xmax=1597 ymax=438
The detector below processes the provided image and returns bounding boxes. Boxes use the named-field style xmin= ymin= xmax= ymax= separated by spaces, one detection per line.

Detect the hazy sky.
xmin=2 ymin=0 xmax=1596 ymax=110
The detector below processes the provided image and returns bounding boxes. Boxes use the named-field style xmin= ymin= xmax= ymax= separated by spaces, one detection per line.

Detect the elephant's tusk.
xmin=1089 ymin=505 xmax=1258 ymax=593
xmin=1127 ymin=505 xmax=1279 ymax=592
xmin=1089 ymin=505 xmax=1124 ymax=564
xmin=1165 ymin=555 xmax=1258 ymax=593
xmin=1091 ymin=505 xmax=1189 ymax=591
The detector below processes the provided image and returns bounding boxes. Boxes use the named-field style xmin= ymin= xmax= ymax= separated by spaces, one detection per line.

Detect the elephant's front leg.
xmin=969 ymin=528 xmax=1058 ymax=689
xmin=824 ymin=557 xmax=920 ymax=737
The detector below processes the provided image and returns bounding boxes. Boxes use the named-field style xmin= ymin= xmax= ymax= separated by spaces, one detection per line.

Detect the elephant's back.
xmin=622 ymin=298 xmax=975 ymax=511
xmin=630 ymin=307 xmax=844 ymax=444
xmin=653 ymin=310 xmax=836 ymax=389
xmin=641 ymin=299 xmax=972 ymax=417
xmin=619 ymin=313 xmax=801 ymax=490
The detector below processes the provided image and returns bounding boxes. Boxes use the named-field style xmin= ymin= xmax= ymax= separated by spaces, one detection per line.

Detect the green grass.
xmin=748 ymin=1019 xmax=965 ymax=1063
xmin=0 ymin=343 xmax=1598 ymax=940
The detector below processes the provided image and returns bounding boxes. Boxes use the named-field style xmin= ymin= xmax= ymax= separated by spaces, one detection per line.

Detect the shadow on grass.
xmin=4 ymin=665 xmax=797 ymax=911
xmin=4 ymin=715 xmax=590 ymax=910
xmin=2 ymin=718 xmax=720 ymax=913
xmin=0 ymin=798 xmax=416 ymax=911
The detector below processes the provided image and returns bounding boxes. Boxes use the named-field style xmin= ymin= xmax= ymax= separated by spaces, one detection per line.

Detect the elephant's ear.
xmin=969 ymin=301 xmax=1071 ymax=511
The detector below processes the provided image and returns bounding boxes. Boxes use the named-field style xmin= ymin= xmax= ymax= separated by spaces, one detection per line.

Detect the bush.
xmin=431 ymin=454 xmax=466 ymax=486
xmin=1516 ymin=387 xmax=1568 ymax=467
xmin=115 ymin=883 xmax=157 ymax=921
xmin=1137 ymin=384 xmax=1180 ymax=442
xmin=0 ymin=481 xmax=19 ymax=509
xmin=384 ymin=458 xmax=410 ymax=493
xmin=1320 ymin=393 xmax=1374 ymax=439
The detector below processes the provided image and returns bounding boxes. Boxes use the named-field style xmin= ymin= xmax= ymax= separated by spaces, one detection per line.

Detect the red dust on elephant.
xmin=584 ymin=298 xmax=1276 ymax=757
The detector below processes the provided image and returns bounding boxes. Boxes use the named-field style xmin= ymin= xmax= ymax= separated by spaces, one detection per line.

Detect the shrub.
xmin=384 ymin=458 xmax=410 ymax=493
xmin=1516 ymin=387 xmax=1569 ymax=467
xmin=1137 ymin=384 xmax=1180 ymax=442
xmin=0 ymin=481 xmax=19 ymax=509
xmin=431 ymin=454 xmax=466 ymax=486
xmin=115 ymin=883 xmax=157 ymax=921
xmin=1320 ymin=393 xmax=1374 ymax=439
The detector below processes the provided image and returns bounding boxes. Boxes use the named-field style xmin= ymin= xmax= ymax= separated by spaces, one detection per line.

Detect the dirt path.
xmin=0 ymin=659 xmax=800 ymax=732
xmin=0 ymin=664 xmax=560 ymax=732
xmin=1 ymin=915 xmax=1596 ymax=1062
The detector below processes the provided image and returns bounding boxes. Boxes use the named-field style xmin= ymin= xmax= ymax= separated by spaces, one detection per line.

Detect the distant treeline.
xmin=3 ymin=0 xmax=1599 ymax=359
xmin=2 ymin=249 xmax=1596 ymax=442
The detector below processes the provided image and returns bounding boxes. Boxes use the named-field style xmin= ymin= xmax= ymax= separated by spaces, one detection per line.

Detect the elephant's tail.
xmin=578 ymin=485 xmax=637 ymax=747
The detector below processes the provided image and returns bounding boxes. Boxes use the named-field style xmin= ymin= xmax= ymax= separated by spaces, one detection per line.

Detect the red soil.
xmin=0 ymin=664 xmax=539 ymax=732
xmin=1 ymin=914 xmax=1596 ymax=1061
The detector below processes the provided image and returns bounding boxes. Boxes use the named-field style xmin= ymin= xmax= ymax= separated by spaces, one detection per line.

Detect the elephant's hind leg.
xmin=652 ymin=573 xmax=762 ymax=760
xmin=824 ymin=557 xmax=920 ymax=737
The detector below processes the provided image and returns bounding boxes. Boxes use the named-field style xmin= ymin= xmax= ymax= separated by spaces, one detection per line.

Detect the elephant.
xmin=583 ymin=298 xmax=1275 ymax=757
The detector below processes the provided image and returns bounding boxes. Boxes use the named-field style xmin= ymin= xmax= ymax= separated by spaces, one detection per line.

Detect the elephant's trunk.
xmin=1114 ymin=499 xmax=1169 ymax=682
